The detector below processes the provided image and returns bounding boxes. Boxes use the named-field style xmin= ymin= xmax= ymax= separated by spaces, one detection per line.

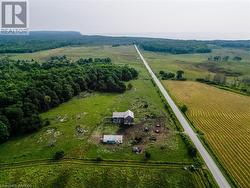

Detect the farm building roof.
xmin=112 ymin=110 xmax=134 ymax=118
xmin=102 ymin=135 xmax=123 ymax=144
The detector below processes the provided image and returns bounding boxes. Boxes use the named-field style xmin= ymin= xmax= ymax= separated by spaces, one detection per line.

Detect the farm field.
xmin=0 ymin=162 xmax=207 ymax=188
xmin=163 ymin=80 xmax=250 ymax=188
xmin=0 ymin=46 xmax=215 ymax=187
xmin=0 ymin=46 xmax=191 ymax=162
xmin=142 ymin=47 xmax=250 ymax=90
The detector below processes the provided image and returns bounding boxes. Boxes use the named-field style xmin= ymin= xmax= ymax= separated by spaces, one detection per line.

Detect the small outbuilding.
xmin=112 ymin=110 xmax=134 ymax=125
xmin=102 ymin=135 xmax=123 ymax=144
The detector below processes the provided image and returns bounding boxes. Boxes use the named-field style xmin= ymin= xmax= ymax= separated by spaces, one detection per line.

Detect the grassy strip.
xmin=213 ymin=85 xmax=250 ymax=96
xmin=196 ymin=80 xmax=250 ymax=96
xmin=150 ymin=79 xmax=184 ymax=132
xmin=0 ymin=158 xmax=192 ymax=170
xmin=197 ymin=169 xmax=219 ymax=188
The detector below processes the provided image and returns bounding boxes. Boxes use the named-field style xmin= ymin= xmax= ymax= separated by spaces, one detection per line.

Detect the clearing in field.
xmin=164 ymin=80 xmax=250 ymax=188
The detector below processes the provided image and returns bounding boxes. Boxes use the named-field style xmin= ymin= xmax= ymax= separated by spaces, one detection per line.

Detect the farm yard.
xmin=164 ymin=81 xmax=250 ymax=188
xmin=0 ymin=45 xmax=216 ymax=187
xmin=0 ymin=46 xmax=191 ymax=163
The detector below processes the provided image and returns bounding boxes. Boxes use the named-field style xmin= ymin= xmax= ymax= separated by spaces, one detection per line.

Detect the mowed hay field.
xmin=164 ymin=81 xmax=250 ymax=188
xmin=0 ymin=164 xmax=205 ymax=188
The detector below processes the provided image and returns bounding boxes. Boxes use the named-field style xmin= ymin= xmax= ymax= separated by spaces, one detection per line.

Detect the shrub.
xmin=180 ymin=105 xmax=188 ymax=114
xmin=180 ymin=134 xmax=197 ymax=158
xmin=145 ymin=151 xmax=151 ymax=160
xmin=127 ymin=83 xmax=133 ymax=90
xmin=43 ymin=118 xmax=50 ymax=126
xmin=0 ymin=121 xmax=9 ymax=143
xmin=95 ymin=156 xmax=103 ymax=162
xmin=54 ymin=150 xmax=65 ymax=160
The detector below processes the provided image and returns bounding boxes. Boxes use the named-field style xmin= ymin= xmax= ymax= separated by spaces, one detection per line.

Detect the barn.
xmin=112 ymin=110 xmax=134 ymax=125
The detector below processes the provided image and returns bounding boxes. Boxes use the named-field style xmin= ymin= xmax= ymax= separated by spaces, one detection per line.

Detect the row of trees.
xmin=0 ymin=58 xmax=138 ymax=143
xmin=196 ymin=74 xmax=250 ymax=94
xmin=159 ymin=70 xmax=185 ymax=80
xmin=208 ymin=56 xmax=242 ymax=62
xmin=76 ymin=57 xmax=111 ymax=64
xmin=196 ymin=73 xmax=227 ymax=85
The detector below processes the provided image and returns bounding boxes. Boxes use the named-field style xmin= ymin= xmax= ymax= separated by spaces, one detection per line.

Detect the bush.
xmin=95 ymin=156 xmax=103 ymax=162
xmin=145 ymin=151 xmax=151 ymax=160
xmin=127 ymin=83 xmax=133 ymax=90
xmin=180 ymin=134 xmax=197 ymax=158
xmin=54 ymin=150 xmax=65 ymax=160
xmin=180 ymin=105 xmax=188 ymax=114
xmin=0 ymin=121 xmax=9 ymax=143
xmin=159 ymin=71 xmax=175 ymax=80
xmin=43 ymin=118 xmax=50 ymax=126
xmin=194 ymin=159 xmax=202 ymax=168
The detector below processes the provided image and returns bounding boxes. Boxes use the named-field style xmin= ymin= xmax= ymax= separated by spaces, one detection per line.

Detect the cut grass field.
xmin=0 ymin=162 xmax=208 ymax=188
xmin=164 ymin=81 xmax=250 ymax=188
xmin=0 ymin=45 xmax=215 ymax=187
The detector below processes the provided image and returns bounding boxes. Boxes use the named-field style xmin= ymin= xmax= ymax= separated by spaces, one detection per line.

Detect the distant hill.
xmin=0 ymin=31 xmax=249 ymax=54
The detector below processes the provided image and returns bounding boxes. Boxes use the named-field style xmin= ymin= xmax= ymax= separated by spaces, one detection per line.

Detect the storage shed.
xmin=102 ymin=135 xmax=123 ymax=144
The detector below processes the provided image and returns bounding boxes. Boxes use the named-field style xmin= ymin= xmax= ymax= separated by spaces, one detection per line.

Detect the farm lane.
xmin=134 ymin=45 xmax=231 ymax=188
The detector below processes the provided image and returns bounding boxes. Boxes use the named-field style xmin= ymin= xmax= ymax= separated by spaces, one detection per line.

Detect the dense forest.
xmin=139 ymin=41 xmax=211 ymax=54
xmin=0 ymin=56 xmax=138 ymax=143
xmin=0 ymin=32 xmax=138 ymax=53
xmin=208 ymin=40 xmax=250 ymax=49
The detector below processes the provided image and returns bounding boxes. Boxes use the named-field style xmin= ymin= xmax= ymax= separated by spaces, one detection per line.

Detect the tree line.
xmin=208 ymin=56 xmax=242 ymax=62
xmin=1 ymin=32 xmax=249 ymax=54
xmin=0 ymin=32 xmax=212 ymax=54
xmin=0 ymin=57 xmax=138 ymax=143
xmin=196 ymin=74 xmax=250 ymax=95
xmin=140 ymin=41 xmax=211 ymax=54
xmin=159 ymin=70 xmax=186 ymax=81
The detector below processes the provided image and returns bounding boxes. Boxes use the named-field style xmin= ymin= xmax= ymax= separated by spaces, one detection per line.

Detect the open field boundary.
xmin=0 ymin=158 xmax=193 ymax=170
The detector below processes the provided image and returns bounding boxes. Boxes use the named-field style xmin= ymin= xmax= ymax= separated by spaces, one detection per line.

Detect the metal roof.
xmin=112 ymin=110 xmax=134 ymax=118
xmin=103 ymin=135 xmax=123 ymax=143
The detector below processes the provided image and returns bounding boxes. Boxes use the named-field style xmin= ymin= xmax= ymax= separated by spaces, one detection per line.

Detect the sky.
xmin=30 ymin=0 xmax=250 ymax=40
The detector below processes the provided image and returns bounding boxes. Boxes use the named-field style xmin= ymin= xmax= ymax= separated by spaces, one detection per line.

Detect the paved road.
xmin=135 ymin=45 xmax=231 ymax=188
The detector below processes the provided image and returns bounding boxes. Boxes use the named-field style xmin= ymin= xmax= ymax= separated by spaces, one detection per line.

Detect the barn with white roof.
xmin=112 ymin=110 xmax=134 ymax=125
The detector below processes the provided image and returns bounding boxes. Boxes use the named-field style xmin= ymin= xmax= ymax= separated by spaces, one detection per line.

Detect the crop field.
xmin=0 ymin=46 xmax=216 ymax=187
xmin=164 ymin=81 xmax=250 ymax=188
